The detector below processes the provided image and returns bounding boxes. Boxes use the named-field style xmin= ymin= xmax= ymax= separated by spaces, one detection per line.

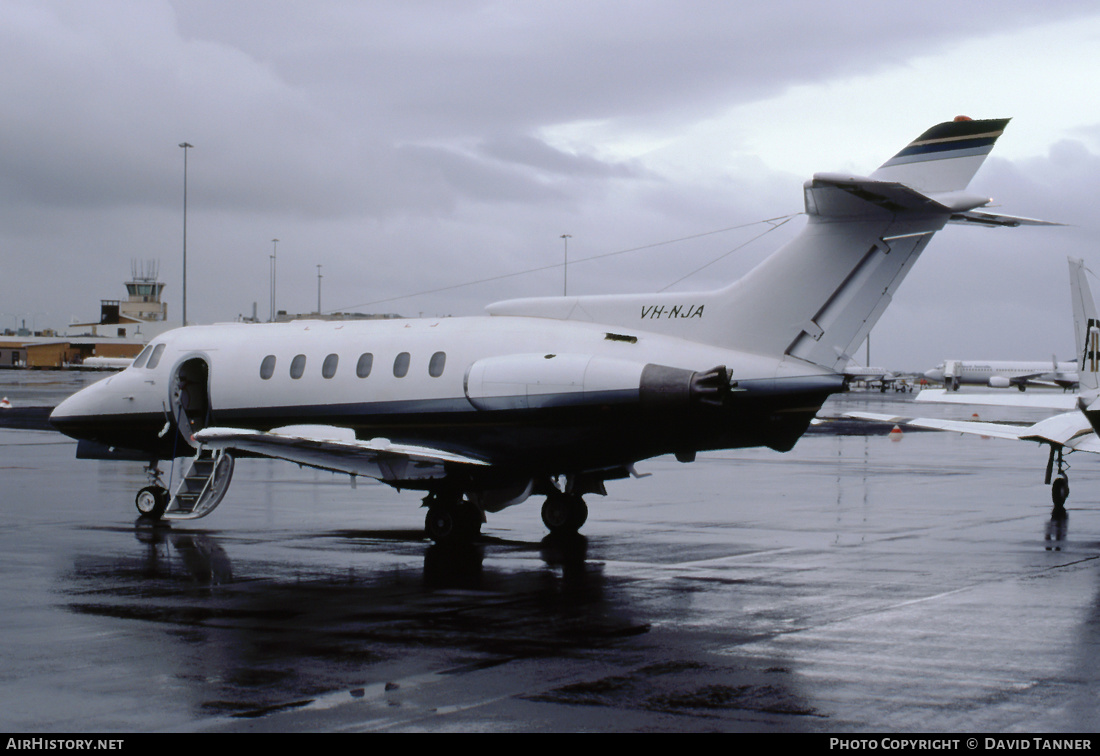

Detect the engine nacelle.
xmin=988 ymin=376 xmax=1011 ymax=389
xmin=470 ymin=479 xmax=535 ymax=513
xmin=463 ymin=353 xmax=729 ymax=411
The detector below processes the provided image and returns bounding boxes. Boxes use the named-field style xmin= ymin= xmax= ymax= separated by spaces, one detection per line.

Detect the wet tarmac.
xmin=2 ymin=375 xmax=1099 ymax=733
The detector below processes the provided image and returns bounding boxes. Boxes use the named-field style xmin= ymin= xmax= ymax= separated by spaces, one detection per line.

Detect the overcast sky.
xmin=3 ymin=0 xmax=1100 ymax=371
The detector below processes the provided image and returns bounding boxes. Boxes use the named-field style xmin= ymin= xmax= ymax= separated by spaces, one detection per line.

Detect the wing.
xmin=0 ymin=406 xmax=56 ymax=431
xmin=193 ymin=425 xmax=489 ymax=483
xmin=846 ymin=411 xmax=1100 ymax=452
xmin=915 ymin=388 xmax=1080 ymax=411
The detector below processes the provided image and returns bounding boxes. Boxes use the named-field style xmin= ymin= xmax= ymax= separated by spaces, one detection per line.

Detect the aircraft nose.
xmin=50 ymin=390 xmax=85 ymax=436
xmin=49 ymin=378 xmax=113 ymax=437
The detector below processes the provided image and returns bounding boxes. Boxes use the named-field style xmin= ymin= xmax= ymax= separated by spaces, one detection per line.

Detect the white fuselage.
xmin=925 ymin=360 xmax=1077 ymax=390
xmin=51 ymin=314 xmax=840 ymax=476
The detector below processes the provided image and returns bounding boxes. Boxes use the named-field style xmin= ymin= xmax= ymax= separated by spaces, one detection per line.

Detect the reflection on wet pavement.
xmin=2 ymin=389 xmax=1100 ymax=731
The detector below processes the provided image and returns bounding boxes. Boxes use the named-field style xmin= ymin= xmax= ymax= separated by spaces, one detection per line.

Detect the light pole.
xmin=560 ymin=234 xmax=571 ymax=296
xmin=179 ymin=142 xmax=193 ymax=326
xmin=269 ymin=238 xmax=279 ymax=321
xmin=316 ymin=264 xmax=323 ymax=314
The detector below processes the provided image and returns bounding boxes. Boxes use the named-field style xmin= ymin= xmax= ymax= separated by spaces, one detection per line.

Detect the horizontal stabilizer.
xmin=949 ymin=211 xmax=1064 ymax=228
xmin=805 ymin=174 xmax=970 ymax=219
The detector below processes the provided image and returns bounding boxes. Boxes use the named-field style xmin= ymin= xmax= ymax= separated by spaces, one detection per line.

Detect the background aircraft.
xmin=851 ymin=257 xmax=1099 ymax=512
xmin=924 ymin=358 xmax=1077 ymax=391
xmin=49 ymin=116 xmax=1042 ymax=542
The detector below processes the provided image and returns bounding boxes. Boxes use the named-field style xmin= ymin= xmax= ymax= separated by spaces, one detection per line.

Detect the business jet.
xmin=924 ymin=358 xmax=1077 ymax=391
xmin=850 ymin=257 xmax=1099 ymax=512
xmin=49 ymin=116 xmax=1045 ymax=542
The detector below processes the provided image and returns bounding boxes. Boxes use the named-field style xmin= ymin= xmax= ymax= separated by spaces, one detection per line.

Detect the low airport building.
xmin=4 ymin=261 xmax=169 ymax=369
xmin=0 ymin=336 xmax=145 ymax=369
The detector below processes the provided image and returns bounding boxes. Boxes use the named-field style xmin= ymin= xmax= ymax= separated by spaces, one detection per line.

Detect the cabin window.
xmin=290 ymin=354 xmax=306 ymax=379
xmin=429 ymin=351 xmax=446 ymax=377
xmin=393 ymin=352 xmax=410 ymax=378
xmin=146 ymin=343 xmax=166 ymax=369
xmin=356 ymin=353 xmax=373 ymax=378
xmin=322 ymin=353 xmax=339 ymax=379
xmin=260 ymin=355 xmax=276 ymax=380
xmin=131 ymin=345 xmax=152 ymax=369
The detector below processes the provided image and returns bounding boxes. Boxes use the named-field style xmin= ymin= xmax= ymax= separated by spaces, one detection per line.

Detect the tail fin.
xmin=870 ymin=116 xmax=1009 ymax=194
xmin=719 ymin=117 xmax=1013 ymax=370
xmin=1068 ymin=257 xmax=1100 ymax=393
xmin=488 ymin=118 xmax=1019 ymax=372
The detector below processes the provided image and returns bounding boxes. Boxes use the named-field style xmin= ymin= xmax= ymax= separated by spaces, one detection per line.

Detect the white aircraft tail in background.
xmin=1069 ymin=256 xmax=1100 ymax=395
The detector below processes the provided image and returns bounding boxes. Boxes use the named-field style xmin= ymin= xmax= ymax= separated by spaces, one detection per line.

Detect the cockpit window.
xmin=146 ymin=343 xmax=166 ymax=370
xmin=260 ymin=355 xmax=276 ymax=380
xmin=131 ymin=345 xmax=152 ymax=369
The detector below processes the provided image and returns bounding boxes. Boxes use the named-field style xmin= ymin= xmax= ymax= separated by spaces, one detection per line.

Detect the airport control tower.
xmin=66 ymin=260 xmax=171 ymax=340
xmin=116 ymin=260 xmax=167 ymax=323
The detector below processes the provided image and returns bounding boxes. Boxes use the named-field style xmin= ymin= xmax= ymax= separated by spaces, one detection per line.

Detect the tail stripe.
xmin=881 ymin=128 xmax=1006 ymax=167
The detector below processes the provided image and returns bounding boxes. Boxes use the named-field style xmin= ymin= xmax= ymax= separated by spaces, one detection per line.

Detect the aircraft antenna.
xmin=332 ymin=214 xmax=802 ymax=312
xmin=656 ymin=215 xmax=796 ymax=292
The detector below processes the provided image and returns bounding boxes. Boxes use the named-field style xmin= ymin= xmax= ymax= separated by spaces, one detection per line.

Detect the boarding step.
xmin=164 ymin=448 xmax=235 ymax=521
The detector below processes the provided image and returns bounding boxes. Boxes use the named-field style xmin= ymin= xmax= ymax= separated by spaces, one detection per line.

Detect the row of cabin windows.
xmin=259 ymin=351 xmax=447 ymax=381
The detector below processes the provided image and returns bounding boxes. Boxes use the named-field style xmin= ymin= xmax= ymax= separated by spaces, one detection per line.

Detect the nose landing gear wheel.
xmin=136 ymin=486 xmax=170 ymax=520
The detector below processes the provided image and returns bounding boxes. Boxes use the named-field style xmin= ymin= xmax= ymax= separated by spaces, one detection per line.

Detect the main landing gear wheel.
xmin=424 ymin=498 xmax=481 ymax=544
xmin=1046 ymin=445 xmax=1070 ymax=514
xmin=541 ymin=492 xmax=588 ymax=535
xmin=135 ymin=486 xmax=170 ymax=520
xmin=1052 ymin=475 xmax=1070 ymax=510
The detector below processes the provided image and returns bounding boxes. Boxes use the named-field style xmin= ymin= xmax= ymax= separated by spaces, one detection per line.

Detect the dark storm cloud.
xmin=170 ymin=1 xmax=1086 ymax=136
xmin=2 ymin=0 xmax=1099 ymax=372
xmin=1 ymin=0 xmax=1091 ymax=219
